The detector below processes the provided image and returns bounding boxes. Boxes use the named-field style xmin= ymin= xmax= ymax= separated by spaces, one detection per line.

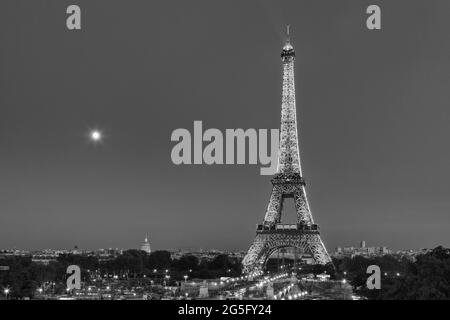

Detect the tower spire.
xmin=282 ymin=25 xmax=294 ymax=56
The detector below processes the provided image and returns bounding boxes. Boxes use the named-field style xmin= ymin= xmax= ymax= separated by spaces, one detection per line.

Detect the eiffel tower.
xmin=242 ymin=27 xmax=332 ymax=273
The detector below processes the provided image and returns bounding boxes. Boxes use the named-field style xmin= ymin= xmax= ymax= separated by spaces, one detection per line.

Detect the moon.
xmin=89 ymin=130 xmax=103 ymax=142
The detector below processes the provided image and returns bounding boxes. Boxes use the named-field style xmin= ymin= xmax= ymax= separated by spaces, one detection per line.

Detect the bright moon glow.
xmin=89 ymin=130 xmax=102 ymax=142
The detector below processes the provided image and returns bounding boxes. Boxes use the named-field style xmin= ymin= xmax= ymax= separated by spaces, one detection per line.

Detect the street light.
xmin=4 ymin=288 xmax=10 ymax=299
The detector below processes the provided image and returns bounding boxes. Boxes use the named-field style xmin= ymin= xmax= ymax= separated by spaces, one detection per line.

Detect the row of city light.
xmin=276 ymin=291 xmax=308 ymax=300
xmin=273 ymin=283 xmax=295 ymax=299
xmin=343 ymin=271 xmax=400 ymax=276
xmin=256 ymin=272 xmax=289 ymax=288
xmin=247 ymin=270 xmax=264 ymax=278
xmin=98 ymin=268 xmax=192 ymax=279
xmin=224 ymin=270 xmax=264 ymax=285
xmin=221 ymin=271 xmax=265 ymax=298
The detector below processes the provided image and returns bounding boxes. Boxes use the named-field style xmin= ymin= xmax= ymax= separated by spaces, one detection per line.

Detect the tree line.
xmin=333 ymin=246 xmax=450 ymax=300
xmin=0 ymin=250 xmax=241 ymax=298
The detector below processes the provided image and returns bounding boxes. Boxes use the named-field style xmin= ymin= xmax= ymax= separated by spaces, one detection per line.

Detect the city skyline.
xmin=0 ymin=236 xmax=440 ymax=255
xmin=1 ymin=0 xmax=450 ymax=253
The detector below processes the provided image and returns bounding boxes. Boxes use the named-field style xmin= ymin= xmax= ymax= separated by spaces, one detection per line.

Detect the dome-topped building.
xmin=140 ymin=235 xmax=151 ymax=254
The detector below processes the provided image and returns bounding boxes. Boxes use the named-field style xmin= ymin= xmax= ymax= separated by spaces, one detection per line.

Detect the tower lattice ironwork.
xmin=242 ymin=28 xmax=332 ymax=273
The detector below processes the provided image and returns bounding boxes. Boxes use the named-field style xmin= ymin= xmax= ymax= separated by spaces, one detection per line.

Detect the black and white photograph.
xmin=1 ymin=0 xmax=450 ymax=313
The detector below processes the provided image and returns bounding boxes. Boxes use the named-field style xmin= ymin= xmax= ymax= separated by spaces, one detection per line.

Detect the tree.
xmin=339 ymin=246 xmax=450 ymax=300
xmin=172 ymin=255 xmax=199 ymax=272
xmin=146 ymin=251 xmax=172 ymax=269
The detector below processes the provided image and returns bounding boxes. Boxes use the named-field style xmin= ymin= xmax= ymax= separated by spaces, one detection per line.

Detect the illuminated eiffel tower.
xmin=242 ymin=27 xmax=332 ymax=273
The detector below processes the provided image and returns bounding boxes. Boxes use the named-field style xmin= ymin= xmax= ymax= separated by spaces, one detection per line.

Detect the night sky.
xmin=1 ymin=0 xmax=450 ymax=252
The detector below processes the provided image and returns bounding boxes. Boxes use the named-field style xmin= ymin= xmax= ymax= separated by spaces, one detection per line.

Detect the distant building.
xmin=0 ymin=249 xmax=30 ymax=257
xmin=94 ymin=248 xmax=123 ymax=262
xmin=71 ymin=245 xmax=82 ymax=255
xmin=166 ymin=249 xmax=245 ymax=262
xmin=332 ymin=240 xmax=392 ymax=258
xmin=32 ymin=254 xmax=57 ymax=265
xmin=140 ymin=235 xmax=151 ymax=254
xmin=394 ymin=248 xmax=432 ymax=261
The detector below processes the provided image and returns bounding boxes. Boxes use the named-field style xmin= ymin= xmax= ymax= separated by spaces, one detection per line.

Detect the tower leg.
xmin=242 ymin=233 xmax=332 ymax=274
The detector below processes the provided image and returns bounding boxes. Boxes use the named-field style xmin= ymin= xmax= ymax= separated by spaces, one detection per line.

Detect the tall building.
xmin=242 ymin=27 xmax=332 ymax=273
xmin=140 ymin=235 xmax=151 ymax=254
